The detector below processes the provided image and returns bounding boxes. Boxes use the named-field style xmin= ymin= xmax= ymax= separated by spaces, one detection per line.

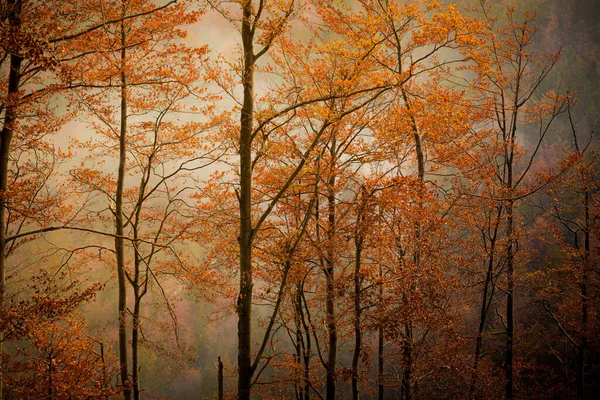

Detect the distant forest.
xmin=0 ymin=0 xmax=598 ymax=399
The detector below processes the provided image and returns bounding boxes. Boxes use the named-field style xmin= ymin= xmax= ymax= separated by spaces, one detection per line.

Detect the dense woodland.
xmin=0 ymin=0 xmax=599 ymax=398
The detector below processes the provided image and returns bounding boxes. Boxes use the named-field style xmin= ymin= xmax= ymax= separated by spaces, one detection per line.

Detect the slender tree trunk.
xmin=577 ymin=188 xmax=590 ymax=399
xmin=295 ymin=328 xmax=303 ymax=400
xmin=218 ymin=357 xmax=224 ymax=400
xmin=303 ymin=328 xmax=310 ymax=400
xmin=352 ymin=224 xmax=363 ymax=400
xmin=116 ymin=6 xmax=131 ymax=398
xmin=470 ymin=207 xmax=502 ymax=399
xmin=404 ymin=97 xmax=423 ymax=400
xmin=0 ymin=2 xmax=23 ymax=398
xmin=237 ymin=2 xmax=255 ymax=399
xmin=295 ymin=287 xmax=310 ymax=400
xmin=304 ymin=354 xmax=310 ymax=400
xmin=504 ymin=121 xmax=515 ymax=400
xmin=577 ymin=273 xmax=587 ymax=400
xmin=325 ymin=136 xmax=337 ymax=400
xmin=298 ymin=286 xmax=311 ymax=400
xmin=378 ymin=263 xmax=384 ymax=400
xmin=505 ymin=202 xmax=514 ymax=400
xmin=378 ymin=323 xmax=384 ymax=400
xmin=401 ymin=322 xmax=413 ymax=400
xmin=325 ymin=261 xmax=336 ymax=400
xmin=325 ymin=248 xmax=337 ymax=399
xmin=504 ymin=48 xmax=521 ymax=400
xmin=132 ymin=290 xmax=141 ymax=400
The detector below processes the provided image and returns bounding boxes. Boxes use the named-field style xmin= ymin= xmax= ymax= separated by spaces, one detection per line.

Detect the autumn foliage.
xmin=0 ymin=0 xmax=598 ymax=399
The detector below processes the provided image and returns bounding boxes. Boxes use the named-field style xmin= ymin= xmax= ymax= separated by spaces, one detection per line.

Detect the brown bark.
xmin=296 ymin=284 xmax=311 ymax=400
xmin=0 ymin=1 xmax=23 ymax=398
xmin=577 ymin=184 xmax=590 ymax=399
xmin=351 ymin=231 xmax=363 ymax=400
xmin=505 ymin=202 xmax=514 ymax=400
xmin=218 ymin=357 xmax=224 ymax=400
xmin=404 ymin=88 xmax=422 ymax=400
xmin=470 ymin=207 xmax=503 ymax=398
xmin=378 ymin=263 xmax=384 ymax=400
xmin=132 ymin=289 xmax=141 ymax=400
xmin=237 ymin=1 xmax=255 ymax=399
xmin=116 ymin=5 xmax=131 ymax=397
xmin=378 ymin=323 xmax=384 ymax=400
xmin=504 ymin=83 xmax=518 ymax=400
xmin=352 ymin=190 xmax=366 ymax=400
xmin=401 ymin=322 xmax=413 ymax=400
xmin=294 ymin=286 xmax=311 ymax=400
xmin=325 ymin=135 xmax=337 ymax=400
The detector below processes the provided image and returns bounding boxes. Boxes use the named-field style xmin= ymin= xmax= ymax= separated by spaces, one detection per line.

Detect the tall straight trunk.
xmin=404 ymin=99 xmax=423 ymax=400
xmin=378 ymin=263 xmax=384 ymax=400
xmin=505 ymin=201 xmax=514 ymax=400
xmin=116 ymin=7 xmax=131 ymax=398
xmin=218 ymin=357 xmax=224 ymax=400
xmin=325 ymin=136 xmax=337 ymax=400
xmin=504 ymin=119 xmax=515 ymax=399
xmin=132 ymin=289 xmax=141 ymax=400
xmin=0 ymin=2 xmax=23 ymax=398
xmin=401 ymin=322 xmax=413 ymax=400
xmin=470 ymin=207 xmax=502 ymax=399
xmin=504 ymin=112 xmax=515 ymax=400
xmin=325 ymin=251 xmax=336 ymax=400
xmin=294 ymin=286 xmax=311 ymax=400
xmin=295 ymin=325 xmax=303 ymax=400
xmin=131 ymin=144 xmax=151 ymax=400
xmin=303 ymin=326 xmax=310 ymax=400
xmin=237 ymin=2 xmax=255 ymax=399
xmin=352 ymin=226 xmax=363 ymax=400
xmin=298 ymin=286 xmax=311 ymax=400
xmin=303 ymin=350 xmax=310 ymax=400
xmin=294 ymin=289 xmax=306 ymax=400
xmin=131 ymin=215 xmax=141 ymax=400
xmin=577 ymin=188 xmax=590 ymax=399
xmin=378 ymin=324 xmax=384 ymax=400
xmin=503 ymin=44 xmax=521 ymax=400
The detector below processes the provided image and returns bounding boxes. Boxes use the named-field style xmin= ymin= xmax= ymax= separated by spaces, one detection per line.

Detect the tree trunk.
xmin=505 ymin=201 xmax=514 ymax=400
xmin=298 ymin=286 xmax=311 ymax=400
xmin=132 ymin=290 xmax=141 ymax=400
xmin=577 ymin=187 xmax=590 ymax=399
xmin=237 ymin=2 xmax=255 ymax=399
xmin=295 ymin=327 xmax=302 ymax=400
xmin=294 ymin=286 xmax=311 ymax=400
xmin=352 ymin=226 xmax=363 ymax=400
xmin=325 ymin=136 xmax=337 ymax=400
xmin=0 ymin=2 xmax=23 ymax=398
xmin=116 ymin=6 xmax=130 ymax=397
xmin=406 ymin=95 xmax=422 ymax=400
xmin=378 ymin=323 xmax=384 ymax=400
xmin=401 ymin=322 xmax=413 ymax=400
xmin=218 ymin=357 xmax=224 ymax=400
xmin=470 ymin=207 xmax=502 ymax=399
xmin=504 ymin=120 xmax=515 ymax=400
xmin=378 ymin=262 xmax=384 ymax=400
xmin=504 ymin=45 xmax=520 ymax=400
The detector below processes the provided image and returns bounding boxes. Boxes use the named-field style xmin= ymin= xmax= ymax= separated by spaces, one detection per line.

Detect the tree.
xmin=472 ymin=5 xmax=575 ymax=398
xmin=206 ymin=0 xmax=392 ymax=397
xmin=532 ymin=103 xmax=599 ymax=399
xmin=69 ymin=1 xmax=212 ymax=397
xmin=0 ymin=269 xmax=111 ymax=398
xmin=0 ymin=0 xmax=184 ymax=397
